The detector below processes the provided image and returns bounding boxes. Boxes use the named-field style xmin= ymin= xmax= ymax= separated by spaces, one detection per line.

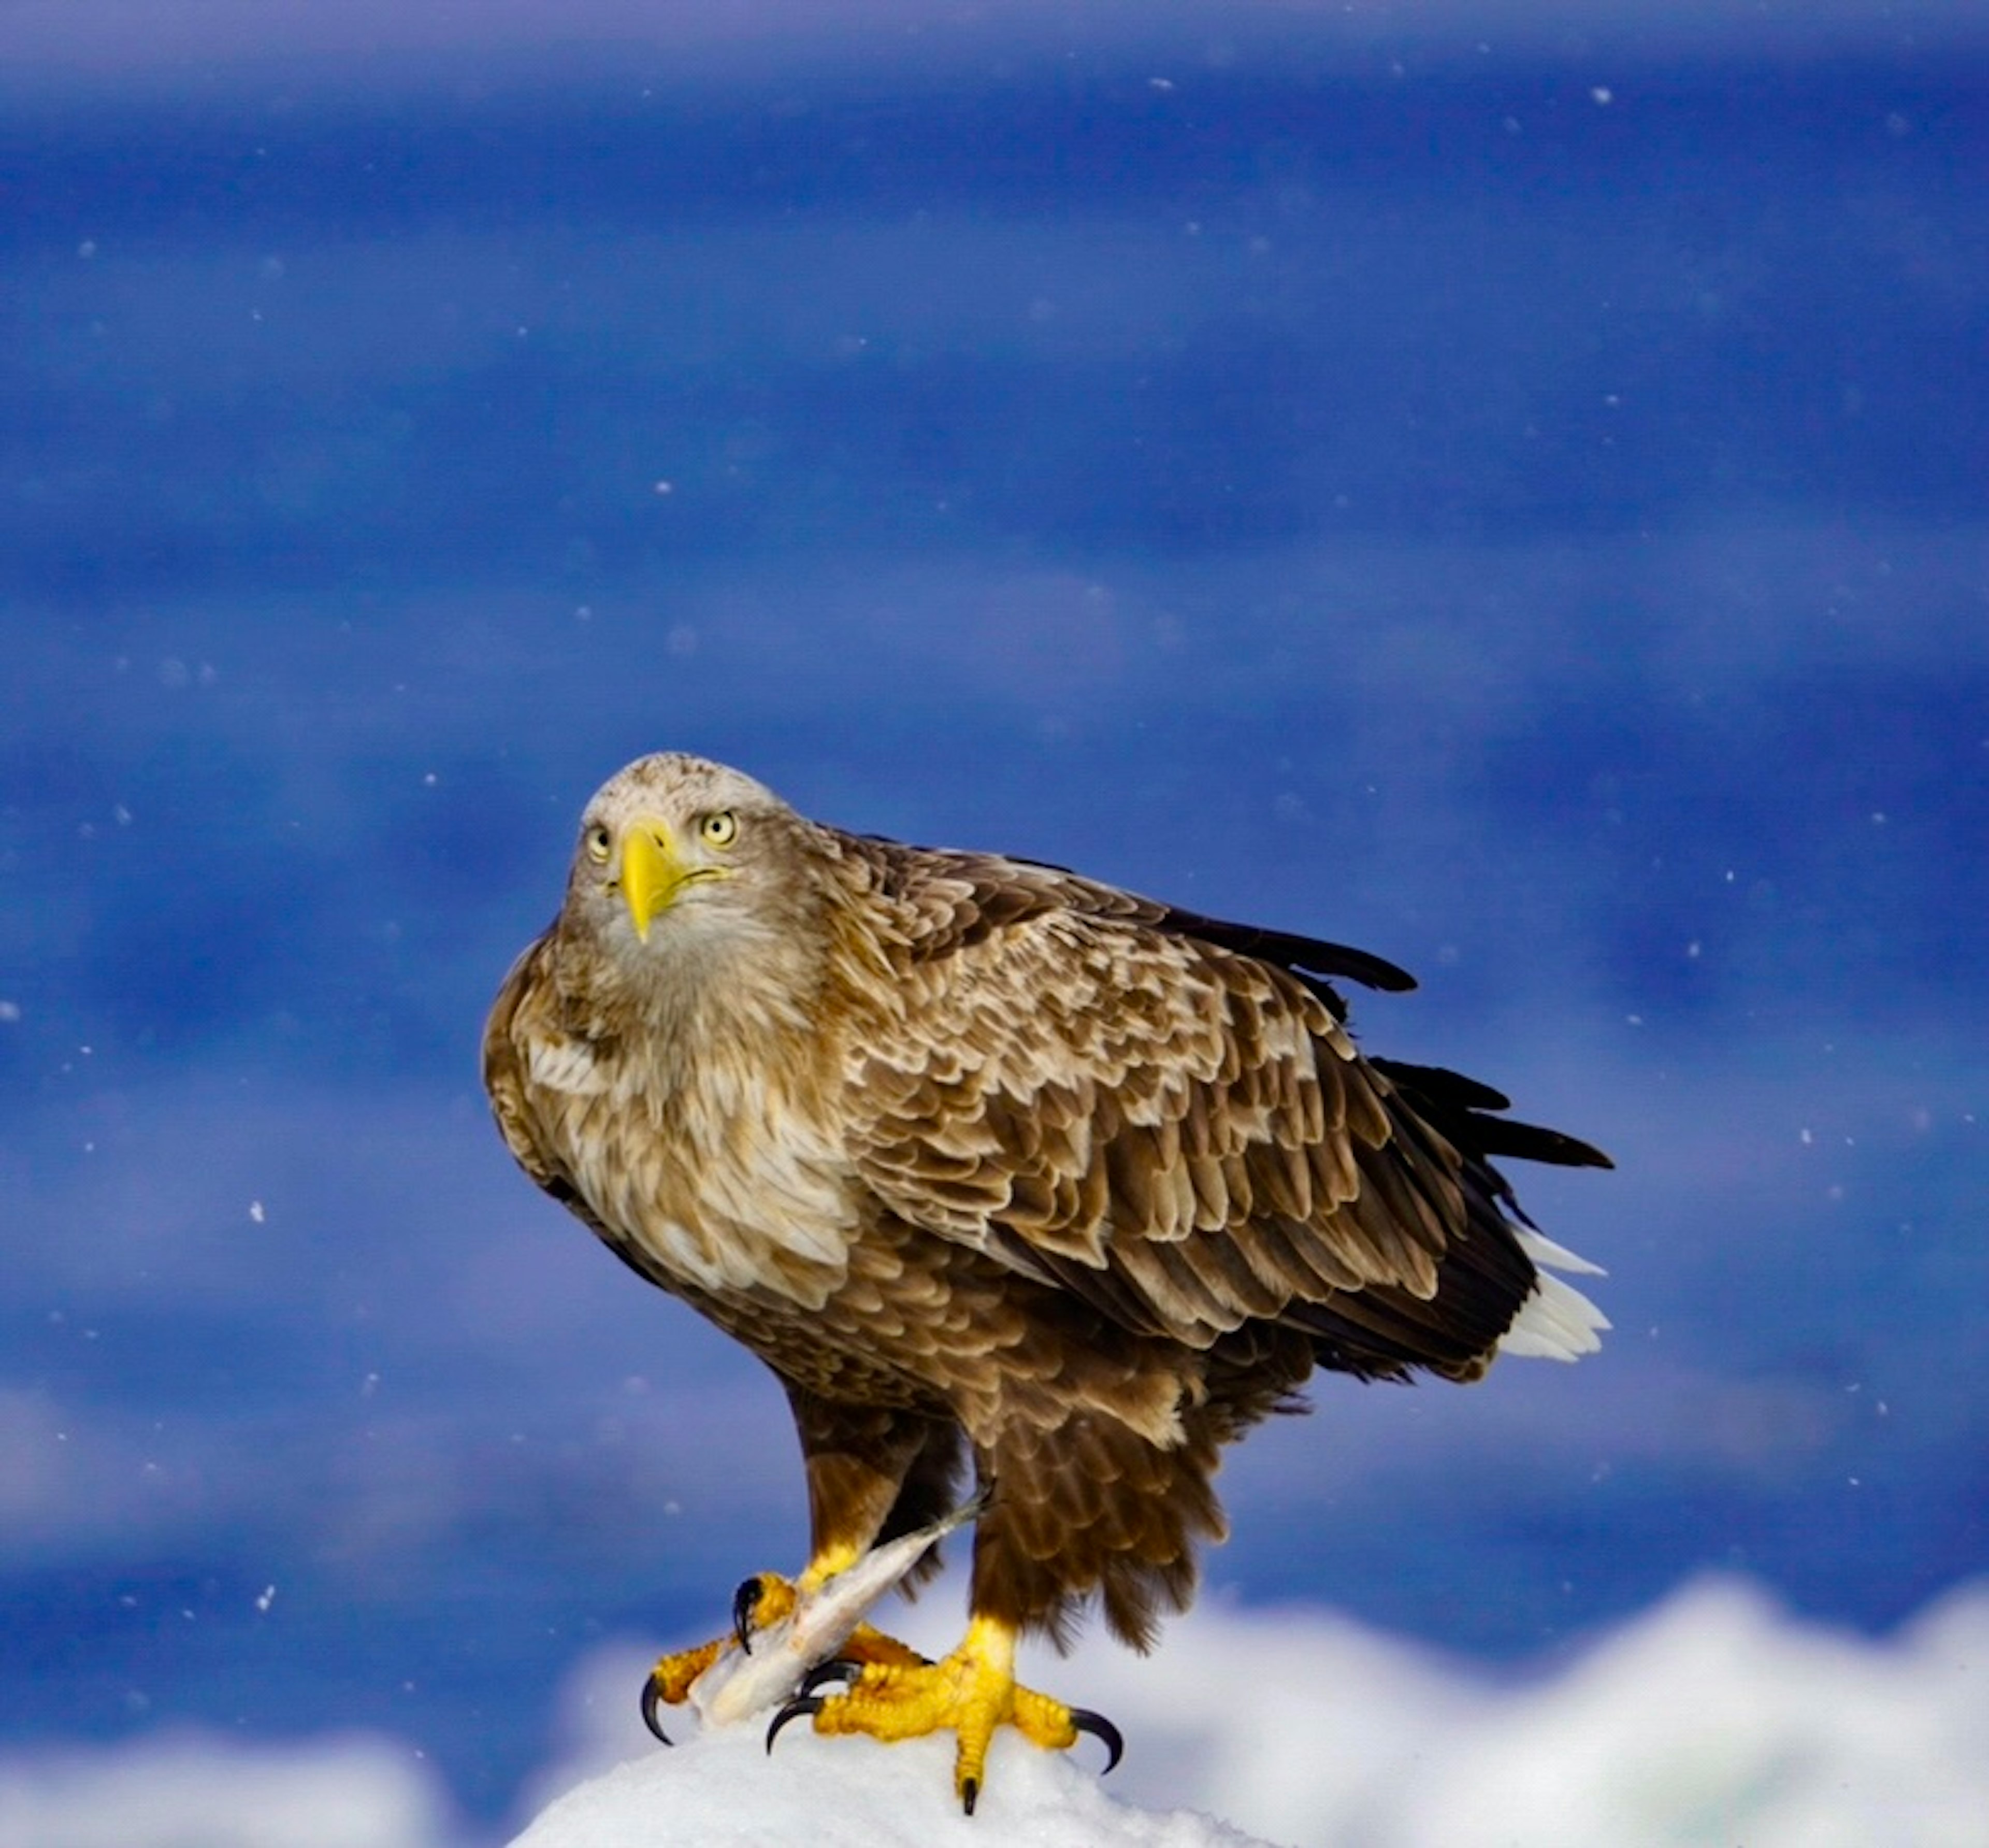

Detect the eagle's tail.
xmin=1497 ymin=1227 xmax=1610 ymax=1362
xmin=1357 ymin=1055 xmax=1611 ymax=1376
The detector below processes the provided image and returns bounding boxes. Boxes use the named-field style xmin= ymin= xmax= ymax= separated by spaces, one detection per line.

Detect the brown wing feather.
xmin=851 ymin=833 xmax=1418 ymax=998
xmin=482 ymin=928 xmax=632 ymax=1253
xmin=483 ymin=933 xmax=564 ymax=1194
xmin=839 ymin=838 xmax=1562 ymax=1380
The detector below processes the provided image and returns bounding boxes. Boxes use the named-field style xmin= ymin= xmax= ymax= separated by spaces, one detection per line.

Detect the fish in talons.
xmin=641 ymin=1499 xmax=986 ymax=1741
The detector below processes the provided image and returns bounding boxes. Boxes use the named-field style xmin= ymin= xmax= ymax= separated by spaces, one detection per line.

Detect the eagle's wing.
xmin=482 ymin=930 xmax=622 ymax=1245
xmin=843 ymin=842 xmax=1606 ymax=1379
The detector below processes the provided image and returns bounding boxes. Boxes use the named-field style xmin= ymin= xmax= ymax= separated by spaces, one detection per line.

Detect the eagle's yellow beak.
xmin=619 ymin=825 xmax=685 ymax=943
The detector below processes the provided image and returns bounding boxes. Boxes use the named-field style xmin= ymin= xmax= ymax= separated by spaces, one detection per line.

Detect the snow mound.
xmin=510 ymin=1717 xmax=1270 ymax=1848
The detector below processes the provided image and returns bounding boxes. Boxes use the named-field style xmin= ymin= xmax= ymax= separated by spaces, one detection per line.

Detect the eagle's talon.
xmin=961 ymin=1775 xmax=979 ymax=1816
xmin=731 ymin=1577 xmax=762 ymax=1654
xmin=639 ymin=1671 xmax=674 ymax=1747
xmin=801 ymin=1657 xmax=864 ymax=1695
xmin=724 ymin=1569 xmax=804 ymax=1655
xmin=766 ymin=1694 xmax=827 ymax=1754
xmin=1070 ymin=1706 xmax=1124 ymax=1775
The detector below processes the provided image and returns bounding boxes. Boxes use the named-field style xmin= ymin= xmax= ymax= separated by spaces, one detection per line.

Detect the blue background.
xmin=4 ymin=3 xmax=1984 ymax=1832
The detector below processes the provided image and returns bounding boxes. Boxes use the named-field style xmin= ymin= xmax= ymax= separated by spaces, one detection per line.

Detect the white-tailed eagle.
xmin=484 ymin=753 xmax=1608 ymax=1810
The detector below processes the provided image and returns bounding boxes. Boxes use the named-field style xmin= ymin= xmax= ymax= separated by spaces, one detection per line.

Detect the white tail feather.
xmin=1498 ymin=1228 xmax=1610 ymax=1362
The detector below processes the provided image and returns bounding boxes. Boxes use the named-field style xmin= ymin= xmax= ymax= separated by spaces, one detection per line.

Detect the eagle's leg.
xmin=767 ymin=1443 xmax=1122 ymax=1809
xmin=769 ymin=1612 xmax=1119 ymax=1814
xmin=769 ymin=1393 xmax=1220 ymax=1804
xmin=737 ymin=1393 xmax=961 ymax=1651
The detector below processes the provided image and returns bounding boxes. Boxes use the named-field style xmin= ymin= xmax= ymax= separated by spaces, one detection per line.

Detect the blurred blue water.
xmin=4 ymin=20 xmax=1985 ymax=1829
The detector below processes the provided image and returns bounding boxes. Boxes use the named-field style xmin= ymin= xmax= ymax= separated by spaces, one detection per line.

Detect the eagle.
xmin=483 ymin=752 xmax=1609 ymax=1811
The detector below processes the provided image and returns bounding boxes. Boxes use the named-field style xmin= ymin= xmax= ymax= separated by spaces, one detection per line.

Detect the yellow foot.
xmin=642 ymin=1634 xmax=725 ymax=1740
xmin=767 ymin=1614 xmax=1123 ymax=1814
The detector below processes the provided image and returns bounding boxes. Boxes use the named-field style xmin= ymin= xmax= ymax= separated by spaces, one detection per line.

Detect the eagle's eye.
xmin=699 ymin=810 xmax=739 ymax=849
xmin=583 ymin=822 xmax=613 ymax=864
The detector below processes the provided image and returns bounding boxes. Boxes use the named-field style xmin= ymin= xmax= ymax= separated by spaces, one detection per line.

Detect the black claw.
xmin=961 ymin=1775 xmax=979 ymax=1816
xmin=800 ymin=1657 xmax=863 ymax=1697
xmin=765 ymin=1695 xmax=826 ymax=1754
xmin=731 ymin=1577 xmax=763 ymax=1654
xmin=1070 ymin=1706 xmax=1125 ymax=1775
xmin=639 ymin=1672 xmax=673 ymax=1747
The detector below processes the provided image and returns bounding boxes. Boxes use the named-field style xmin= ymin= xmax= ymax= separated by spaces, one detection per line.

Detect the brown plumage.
xmin=484 ymin=752 xmax=1610 ymax=1657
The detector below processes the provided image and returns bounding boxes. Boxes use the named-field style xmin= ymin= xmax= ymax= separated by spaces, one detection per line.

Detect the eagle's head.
xmin=560 ymin=753 xmax=834 ymax=1010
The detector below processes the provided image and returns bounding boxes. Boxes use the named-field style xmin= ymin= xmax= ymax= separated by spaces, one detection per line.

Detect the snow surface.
xmin=5 ymin=1581 xmax=1984 ymax=1848
xmin=513 ymin=1725 xmax=1265 ymax=1848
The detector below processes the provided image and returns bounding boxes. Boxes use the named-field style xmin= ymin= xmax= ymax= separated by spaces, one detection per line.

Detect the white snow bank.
xmin=0 ymin=1726 xmax=458 ymax=1848
xmin=518 ymin=1577 xmax=1989 ymax=1848
xmin=1066 ymin=1577 xmax=1989 ymax=1847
